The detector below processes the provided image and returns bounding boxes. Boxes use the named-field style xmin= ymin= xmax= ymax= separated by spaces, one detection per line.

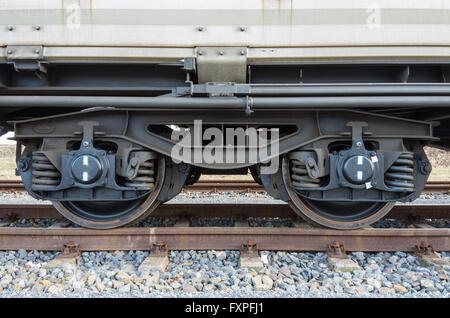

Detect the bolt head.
xmin=421 ymin=162 xmax=432 ymax=173
xmin=34 ymin=25 xmax=41 ymax=30
xmin=7 ymin=26 xmax=14 ymax=31
xmin=6 ymin=49 xmax=12 ymax=55
xmin=82 ymin=141 xmax=90 ymax=148
xmin=240 ymin=26 xmax=246 ymax=32
xmin=198 ymin=51 xmax=203 ymax=56
xmin=197 ymin=26 xmax=204 ymax=31
xmin=219 ymin=51 xmax=224 ymax=55
xmin=240 ymin=50 xmax=245 ymax=55
xmin=17 ymin=160 xmax=28 ymax=172
xmin=34 ymin=49 xmax=40 ymax=54
xmin=356 ymin=141 xmax=363 ymax=147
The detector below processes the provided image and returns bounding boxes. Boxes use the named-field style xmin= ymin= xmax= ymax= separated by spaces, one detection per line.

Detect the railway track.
xmin=0 ymin=202 xmax=448 ymax=253
xmin=0 ymin=179 xmax=449 ymax=193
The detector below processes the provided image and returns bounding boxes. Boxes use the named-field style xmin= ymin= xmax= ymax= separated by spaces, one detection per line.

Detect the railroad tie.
xmin=291 ymin=217 xmax=314 ymax=228
xmin=45 ymin=242 xmax=80 ymax=270
xmin=234 ymin=216 xmax=249 ymax=227
xmin=413 ymin=240 xmax=450 ymax=271
xmin=326 ymin=242 xmax=361 ymax=272
xmin=138 ymin=241 xmax=169 ymax=272
xmin=238 ymin=240 xmax=264 ymax=271
xmin=173 ymin=218 xmax=190 ymax=227
xmin=49 ymin=220 xmax=73 ymax=228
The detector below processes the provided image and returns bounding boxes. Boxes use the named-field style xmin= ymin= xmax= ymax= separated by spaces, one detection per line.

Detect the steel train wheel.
xmin=52 ymin=157 xmax=165 ymax=229
xmin=281 ymin=156 xmax=395 ymax=229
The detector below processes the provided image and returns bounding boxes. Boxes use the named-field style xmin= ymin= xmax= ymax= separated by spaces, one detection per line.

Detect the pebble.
xmin=394 ymin=284 xmax=408 ymax=293
xmin=117 ymin=284 xmax=131 ymax=293
xmin=366 ymin=277 xmax=382 ymax=289
xmin=182 ymin=284 xmax=197 ymax=293
xmin=279 ymin=268 xmax=291 ymax=276
xmin=420 ymin=279 xmax=435 ymax=290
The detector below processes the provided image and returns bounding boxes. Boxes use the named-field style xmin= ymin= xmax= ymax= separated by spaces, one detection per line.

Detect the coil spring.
xmin=290 ymin=159 xmax=320 ymax=188
xmin=31 ymin=152 xmax=61 ymax=191
xmin=385 ymin=152 xmax=415 ymax=191
xmin=124 ymin=159 xmax=155 ymax=189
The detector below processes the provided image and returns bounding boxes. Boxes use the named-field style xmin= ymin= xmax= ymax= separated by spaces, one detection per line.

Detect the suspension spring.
xmin=290 ymin=159 xmax=320 ymax=188
xmin=124 ymin=159 xmax=155 ymax=189
xmin=385 ymin=152 xmax=415 ymax=191
xmin=31 ymin=152 xmax=61 ymax=191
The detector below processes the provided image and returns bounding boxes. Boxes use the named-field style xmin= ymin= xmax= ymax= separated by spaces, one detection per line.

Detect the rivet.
xmin=6 ymin=49 xmax=12 ymax=55
xmin=240 ymin=26 xmax=246 ymax=32
xmin=198 ymin=51 xmax=203 ymax=56
xmin=34 ymin=25 xmax=41 ymax=31
xmin=34 ymin=49 xmax=40 ymax=54
xmin=197 ymin=26 xmax=204 ymax=32
xmin=7 ymin=26 xmax=14 ymax=31
xmin=219 ymin=51 xmax=224 ymax=55
xmin=240 ymin=50 xmax=245 ymax=55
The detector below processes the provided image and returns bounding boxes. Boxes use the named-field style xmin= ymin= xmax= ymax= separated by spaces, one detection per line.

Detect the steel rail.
xmin=0 ymin=203 xmax=447 ymax=252
xmin=0 ymin=202 xmax=449 ymax=220
xmin=0 ymin=225 xmax=447 ymax=252
xmin=0 ymin=179 xmax=448 ymax=193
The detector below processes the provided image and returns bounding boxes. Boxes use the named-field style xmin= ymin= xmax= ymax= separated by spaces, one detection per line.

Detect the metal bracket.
xmin=245 ymin=96 xmax=254 ymax=115
xmin=196 ymin=47 xmax=247 ymax=84
xmin=346 ymin=121 xmax=369 ymax=141
xmin=78 ymin=121 xmax=100 ymax=141
xmin=327 ymin=241 xmax=347 ymax=258
xmin=6 ymin=45 xmax=46 ymax=71
xmin=62 ymin=241 xmax=80 ymax=256
xmin=0 ymin=213 xmax=15 ymax=227
xmin=124 ymin=151 xmax=157 ymax=179
xmin=6 ymin=45 xmax=43 ymax=60
xmin=177 ymin=82 xmax=251 ymax=97
xmin=150 ymin=241 xmax=168 ymax=257
xmin=183 ymin=57 xmax=196 ymax=72
xmin=415 ymin=241 xmax=438 ymax=258
xmin=6 ymin=46 xmax=48 ymax=84
xmin=241 ymin=240 xmax=258 ymax=255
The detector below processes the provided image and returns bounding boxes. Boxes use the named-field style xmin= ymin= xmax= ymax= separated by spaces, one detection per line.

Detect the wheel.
xmin=52 ymin=157 xmax=165 ymax=229
xmin=184 ymin=166 xmax=201 ymax=186
xmin=249 ymin=165 xmax=262 ymax=185
xmin=281 ymin=156 xmax=395 ymax=229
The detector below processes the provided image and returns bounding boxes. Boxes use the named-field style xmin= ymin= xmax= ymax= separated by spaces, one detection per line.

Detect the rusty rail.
xmin=0 ymin=202 xmax=449 ymax=220
xmin=0 ymin=226 xmax=447 ymax=252
xmin=1 ymin=179 xmax=448 ymax=193
xmin=0 ymin=202 xmax=447 ymax=252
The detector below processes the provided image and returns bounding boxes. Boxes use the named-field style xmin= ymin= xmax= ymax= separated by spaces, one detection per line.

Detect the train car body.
xmin=0 ymin=0 xmax=449 ymax=229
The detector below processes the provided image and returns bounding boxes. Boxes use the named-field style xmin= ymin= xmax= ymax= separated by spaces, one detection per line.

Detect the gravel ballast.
xmin=0 ymin=249 xmax=448 ymax=298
